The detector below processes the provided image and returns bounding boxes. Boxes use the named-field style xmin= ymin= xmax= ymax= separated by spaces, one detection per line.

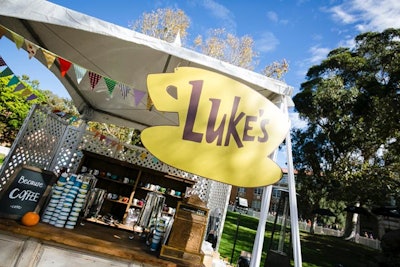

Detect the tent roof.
xmin=0 ymin=0 xmax=293 ymax=130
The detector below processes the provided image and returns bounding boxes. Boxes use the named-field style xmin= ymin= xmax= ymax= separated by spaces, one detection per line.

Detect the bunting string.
xmin=0 ymin=23 xmax=150 ymax=108
xmin=0 ymin=55 xmax=35 ymax=100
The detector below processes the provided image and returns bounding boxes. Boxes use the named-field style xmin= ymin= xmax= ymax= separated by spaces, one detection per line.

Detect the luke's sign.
xmin=142 ymin=67 xmax=289 ymax=187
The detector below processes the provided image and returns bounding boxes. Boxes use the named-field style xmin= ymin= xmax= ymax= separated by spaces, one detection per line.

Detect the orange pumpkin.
xmin=21 ymin=211 xmax=40 ymax=226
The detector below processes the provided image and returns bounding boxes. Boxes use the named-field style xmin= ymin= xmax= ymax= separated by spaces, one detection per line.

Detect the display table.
xmin=0 ymin=218 xmax=204 ymax=267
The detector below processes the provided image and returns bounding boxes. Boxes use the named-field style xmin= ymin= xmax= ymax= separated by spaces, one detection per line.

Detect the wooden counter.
xmin=0 ymin=218 xmax=204 ymax=267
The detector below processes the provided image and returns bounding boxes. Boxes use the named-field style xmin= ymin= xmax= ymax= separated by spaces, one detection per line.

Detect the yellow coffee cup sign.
xmin=142 ymin=67 xmax=289 ymax=187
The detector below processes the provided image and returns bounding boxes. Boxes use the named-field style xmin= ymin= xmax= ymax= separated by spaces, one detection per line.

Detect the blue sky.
xmin=1 ymin=0 xmax=400 ymax=166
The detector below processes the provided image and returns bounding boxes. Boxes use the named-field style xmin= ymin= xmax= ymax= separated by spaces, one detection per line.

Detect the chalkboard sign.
xmin=0 ymin=165 xmax=57 ymax=219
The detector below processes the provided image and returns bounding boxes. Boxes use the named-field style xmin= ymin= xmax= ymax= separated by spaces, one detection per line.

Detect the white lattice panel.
xmin=207 ymin=181 xmax=231 ymax=212
xmin=205 ymin=180 xmax=231 ymax=250
xmin=51 ymin=126 xmax=85 ymax=174
xmin=115 ymin=145 xmax=142 ymax=165
xmin=162 ymin=164 xmax=199 ymax=181
xmin=79 ymin=132 xmax=117 ymax=158
xmin=192 ymin=177 xmax=211 ymax=202
xmin=0 ymin=106 xmax=67 ymax=190
xmin=135 ymin=150 xmax=164 ymax=171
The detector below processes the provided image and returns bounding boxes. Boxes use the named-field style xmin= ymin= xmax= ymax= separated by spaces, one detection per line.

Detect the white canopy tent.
xmin=0 ymin=0 xmax=302 ymax=266
xmin=0 ymin=0 xmax=292 ymax=130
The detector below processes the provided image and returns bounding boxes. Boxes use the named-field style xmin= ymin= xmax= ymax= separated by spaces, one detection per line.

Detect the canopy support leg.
xmin=249 ymin=96 xmax=302 ymax=267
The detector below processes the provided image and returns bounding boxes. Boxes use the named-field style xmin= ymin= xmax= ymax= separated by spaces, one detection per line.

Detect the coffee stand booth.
xmin=0 ymin=0 xmax=301 ymax=266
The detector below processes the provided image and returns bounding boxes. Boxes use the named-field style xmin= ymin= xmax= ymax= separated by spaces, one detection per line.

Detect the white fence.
xmin=354 ymin=234 xmax=381 ymax=250
xmin=228 ymin=206 xmax=381 ymax=250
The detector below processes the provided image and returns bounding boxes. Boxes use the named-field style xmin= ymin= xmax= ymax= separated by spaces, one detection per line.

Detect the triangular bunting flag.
xmin=58 ymin=57 xmax=72 ymax=77
xmin=21 ymin=89 xmax=32 ymax=97
xmin=7 ymin=75 xmax=19 ymax=87
xmin=105 ymin=138 xmax=112 ymax=145
xmin=11 ymin=32 xmax=24 ymax=49
xmin=73 ymin=64 xmax=86 ymax=84
xmin=104 ymin=77 xmax=117 ymax=95
xmin=0 ymin=25 xmax=7 ymax=39
xmin=25 ymin=40 xmax=38 ymax=59
xmin=69 ymin=116 xmax=78 ymax=124
xmin=133 ymin=89 xmax=146 ymax=106
xmin=26 ymin=94 xmax=38 ymax=101
xmin=0 ymin=67 xmax=13 ymax=77
xmin=119 ymin=84 xmax=131 ymax=99
xmin=0 ymin=56 xmax=6 ymax=67
xmin=42 ymin=49 xmax=56 ymax=68
xmin=13 ymin=83 xmax=25 ymax=92
xmin=88 ymin=72 xmax=101 ymax=90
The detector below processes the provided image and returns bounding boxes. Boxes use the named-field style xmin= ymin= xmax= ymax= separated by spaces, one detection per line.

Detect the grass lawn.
xmin=218 ymin=211 xmax=381 ymax=267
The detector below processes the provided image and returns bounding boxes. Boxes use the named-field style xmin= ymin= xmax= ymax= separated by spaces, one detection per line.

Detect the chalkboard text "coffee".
xmin=9 ymin=175 xmax=44 ymax=202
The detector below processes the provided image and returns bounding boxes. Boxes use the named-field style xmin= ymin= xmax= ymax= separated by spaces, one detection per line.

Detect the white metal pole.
xmin=249 ymin=165 xmax=275 ymax=267
xmin=283 ymin=96 xmax=303 ymax=267
xmin=249 ymin=98 xmax=284 ymax=267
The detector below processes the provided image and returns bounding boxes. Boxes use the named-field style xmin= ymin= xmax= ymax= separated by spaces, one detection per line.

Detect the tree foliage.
xmin=292 ymin=28 xmax=400 ymax=212
xmin=131 ymin=8 xmax=190 ymax=44
xmin=0 ymin=75 xmax=80 ymax=146
xmin=132 ymin=7 xmax=288 ymax=78
xmin=0 ymin=76 xmax=46 ymax=146
xmin=261 ymin=59 xmax=289 ymax=80
xmin=193 ymin=28 xmax=258 ymax=70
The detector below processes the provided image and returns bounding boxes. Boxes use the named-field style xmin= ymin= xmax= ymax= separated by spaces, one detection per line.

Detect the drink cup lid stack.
xmin=41 ymin=172 xmax=68 ymax=223
xmin=66 ymin=175 xmax=90 ymax=229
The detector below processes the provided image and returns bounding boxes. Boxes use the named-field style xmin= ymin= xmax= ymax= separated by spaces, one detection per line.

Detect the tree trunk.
xmin=343 ymin=203 xmax=360 ymax=240
xmin=310 ymin=215 xmax=318 ymax=234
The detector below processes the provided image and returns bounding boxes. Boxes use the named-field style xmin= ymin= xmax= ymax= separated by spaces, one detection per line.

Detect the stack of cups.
xmin=62 ymin=175 xmax=82 ymax=229
xmin=41 ymin=172 xmax=68 ymax=223
xmin=42 ymin=173 xmax=94 ymax=229
xmin=50 ymin=174 xmax=77 ymax=227
xmin=150 ymin=217 xmax=167 ymax=251
xmin=65 ymin=176 xmax=90 ymax=229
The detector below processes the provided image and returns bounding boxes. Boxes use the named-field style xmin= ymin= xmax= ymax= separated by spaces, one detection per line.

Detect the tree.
xmin=132 ymin=7 xmax=288 ymax=78
xmin=0 ymin=75 xmax=81 ymax=146
xmin=261 ymin=59 xmax=289 ymax=81
xmin=292 ymin=28 xmax=400 ymax=236
xmin=0 ymin=76 xmax=47 ymax=146
xmin=131 ymin=8 xmax=190 ymax=44
xmin=193 ymin=28 xmax=259 ymax=70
